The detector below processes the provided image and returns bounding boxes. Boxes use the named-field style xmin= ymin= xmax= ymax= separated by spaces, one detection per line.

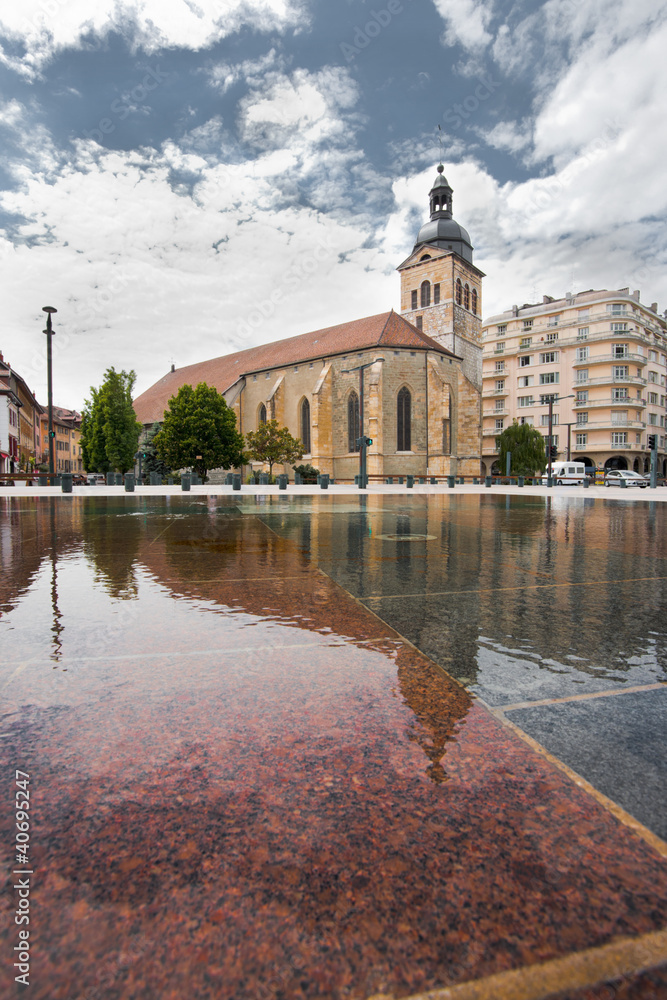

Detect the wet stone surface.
xmin=0 ymin=494 xmax=665 ymax=1000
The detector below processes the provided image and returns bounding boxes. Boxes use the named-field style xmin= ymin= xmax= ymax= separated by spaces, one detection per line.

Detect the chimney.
xmin=651 ymin=302 xmax=658 ymax=313
xmin=171 ymin=364 xmax=175 ymax=372
xmin=632 ymin=290 xmax=640 ymax=301
xmin=511 ymin=305 xmax=518 ymax=316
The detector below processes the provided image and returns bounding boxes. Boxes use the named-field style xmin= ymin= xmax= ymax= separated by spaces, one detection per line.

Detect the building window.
xmin=471 ymin=288 xmax=478 ymax=315
xmin=539 ymin=372 xmax=559 ymax=385
xmin=540 ymin=394 xmax=558 ymax=405
xmin=518 ymin=396 xmax=534 ymax=407
xmin=464 ymin=283 xmax=470 ymax=310
xmin=540 ymin=414 xmax=559 ymax=426
xmin=610 ymin=304 xmax=626 ymax=315
xmin=495 ymin=418 xmax=504 ymax=430
xmin=576 ymin=369 xmax=589 ymax=383
xmin=576 ymin=433 xmax=587 ymax=446
xmin=519 ymin=356 xmax=531 ymax=367
xmin=411 ymin=290 xmax=418 ymax=310
xmin=576 ymin=412 xmax=588 ymax=425
xmin=258 ymin=403 xmax=267 ymax=425
xmin=300 ymin=398 xmax=311 ymax=453
xmin=397 ymin=387 xmax=411 ymax=451
xmin=611 ymin=431 xmax=628 ymax=445
xmin=518 ymin=375 xmax=533 ymax=387
xmin=494 ymin=360 xmax=505 ymax=371
xmin=347 ymin=391 xmax=360 ymax=453
xmin=495 ymin=399 xmax=504 ymax=411
xmin=649 ymin=350 xmax=658 ymax=362
xmin=612 ymin=343 xmax=629 ymax=357
xmin=415 ymin=315 xmax=423 ymax=330
xmin=613 ymin=366 xmax=629 ymax=380
xmin=495 ymin=379 xmax=505 ymax=392
xmin=456 ymin=279 xmax=462 ymax=305
xmin=611 ymin=323 xmax=628 ymax=332
xmin=576 ymin=346 xmax=589 ymax=361
xmin=648 ymin=392 xmax=659 ymax=404
xmin=611 ymin=411 xmax=628 ymax=424
xmin=523 ymin=319 xmax=533 ymax=330
xmin=420 ymin=281 xmax=431 ymax=308
xmin=577 ymin=327 xmax=589 ymax=340
xmin=497 ymin=324 xmax=507 ymax=335
xmin=431 ymin=283 xmax=439 ymax=305
xmin=540 ymin=351 xmax=558 ymax=364
xmin=520 ymin=337 xmax=532 ymax=348
xmin=648 ymin=412 xmax=658 ymax=425
xmin=612 ymin=387 xmax=629 ymax=400
xmin=494 ymin=343 xmax=505 ymax=354
xmin=518 ymin=416 xmax=534 ymax=426
xmin=576 ymin=390 xmax=588 ymax=402
xmin=648 ymin=371 xmax=658 ymax=383
xmin=546 ymin=332 xmax=558 ymax=342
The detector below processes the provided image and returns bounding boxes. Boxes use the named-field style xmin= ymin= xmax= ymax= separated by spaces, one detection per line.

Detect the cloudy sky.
xmin=1 ymin=0 xmax=666 ymax=409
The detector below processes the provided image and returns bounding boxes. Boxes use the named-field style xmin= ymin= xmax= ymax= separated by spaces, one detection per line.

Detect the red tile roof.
xmin=133 ymin=310 xmax=457 ymax=425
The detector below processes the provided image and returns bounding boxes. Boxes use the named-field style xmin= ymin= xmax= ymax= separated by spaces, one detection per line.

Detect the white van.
xmin=543 ymin=461 xmax=586 ymax=485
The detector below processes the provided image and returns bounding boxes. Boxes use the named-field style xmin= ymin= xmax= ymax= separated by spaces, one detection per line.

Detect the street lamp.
xmin=341 ymin=357 xmax=385 ymax=489
xmin=42 ymin=306 xmax=57 ymax=477
xmin=539 ymin=393 xmax=575 ymax=483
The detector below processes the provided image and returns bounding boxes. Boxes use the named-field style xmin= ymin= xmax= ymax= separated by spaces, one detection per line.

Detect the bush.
xmin=293 ymin=463 xmax=319 ymax=483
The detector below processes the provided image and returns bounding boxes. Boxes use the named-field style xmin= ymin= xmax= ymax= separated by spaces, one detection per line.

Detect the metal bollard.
xmin=473 ymin=477 xmax=479 ymax=485
xmin=167 ymin=477 xmax=174 ymax=485
xmin=320 ymin=474 xmax=329 ymax=490
xmin=518 ymin=476 xmax=525 ymax=487
xmin=225 ymin=473 xmax=233 ymax=485
xmin=278 ymin=474 xmax=287 ymax=490
xmin=485 ymin=476 xmax=492 ymax=488
xmin=39 ymin=475 xmax=48 ymax=486
xmin=294 ymin=473 xmax=302 ymax=485
xmin=106 ymin=472 xmax=114 ymax=486
xmin=181 ymin=474 xmax=191 ymax=492
xmin=61 ymin=473 xmax=73 ymax=493
xmin=620 ymin=478 xmax=627 ymax=488
xmin=419 ymin=477 xmax=425 ymax=484
xmin=430 ymin=477 xmax=437 ymax=485
xmin=583 ymin=477 xmax=590 ymax=489
xmin=124 ymin=473 xmax=135 ymax=492
xmin=447 ymin=475 xmax=455 ymax=488
xmin=386 ymin=477 xmax=393 ymax=484
xmin=232 ymin=474 xmax=241 ymax=491
xmin=406 ymin=475 xmax=414 ymax=488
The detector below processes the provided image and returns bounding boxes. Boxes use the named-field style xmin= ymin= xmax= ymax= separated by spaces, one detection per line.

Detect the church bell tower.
xmin=397 ymin=165 xmax=484 ymax=391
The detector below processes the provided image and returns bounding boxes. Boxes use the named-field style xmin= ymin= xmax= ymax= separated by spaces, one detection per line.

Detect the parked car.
xmin=604 ymin=470 xmax=648 ymax=488
xmin=86 ymin=473 xmax=106 ymax=485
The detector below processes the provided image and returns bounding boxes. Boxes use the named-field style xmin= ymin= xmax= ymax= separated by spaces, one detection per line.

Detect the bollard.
xmin=61 ymin=473 xmax=73 ymax=494
xmin=419 ymin=477 xmax=425 ymax=484
xmin=320 ymin=474 xmax=329 ymax=490
xmin=225 ymin=473 xmax=233 ymax=485
xmin=106 ymin=472 xmax=114 ymax=485
xmin=406 ymin=475 xmax=414 ymax=488
xmin=547 ymin=476 xmax=554 ymax=488
xmin=294 ymin=472 xmax=302 ymax=485
xmin=278 ymin=474 xmax=287 ymax=490
xmin=232 ymin=474 xmax=241 ymax=491
xmin=430 ymin=477 xmax=437 ymax=485
xmin=447 ymin=475 xmax=455 ymax=488
xmin=583 ymin=477 xmax=590 ymax=489
xmin=181 ymin=474 xmax=191 ymax=492
xmin=518 ymin=476 xmax=525 ymax=488
xmin=167 ymin=476 xmax=174 ymax=485
xmin=39 ymin=474 xmax=48 ymax=486
xmin=485 ymin=476 xmax=492 ymax=488
xmin=124 ymin=473 xmax=135 ymax=493
xmin=259 ymin=473 xmax=268 ymax=485
xmin=386 ymin=477 xmax=393 ymax=484
xmin=620 ymin=478 xmax=627 ymax=488
xmin=473 ymin=477 xmax=479 ymax=485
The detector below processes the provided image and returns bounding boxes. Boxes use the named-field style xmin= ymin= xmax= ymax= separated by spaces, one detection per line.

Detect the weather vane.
xmin=437 ymin=124 xmax=444 ymax=164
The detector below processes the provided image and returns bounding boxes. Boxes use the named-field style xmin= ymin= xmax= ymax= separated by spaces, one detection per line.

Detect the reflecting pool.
xmin=0 ymin=494 xmax=665 ymax=1000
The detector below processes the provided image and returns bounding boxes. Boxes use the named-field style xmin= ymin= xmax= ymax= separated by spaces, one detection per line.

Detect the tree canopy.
xmin=140 ymin=422 xmax=172 ymax=479
xmin=245 ymin=419 xmax=304 ymax=476
xmin=496 ymin=421 xmax=547 ymax=476
xmin=81 ymin=368 xmax=141 ymax=473
xmin=154 ymin=382 xmax=245 ymax=481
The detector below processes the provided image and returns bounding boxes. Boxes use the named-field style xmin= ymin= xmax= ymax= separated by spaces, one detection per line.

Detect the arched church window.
xmin=464 ymin=283 xmax=470 ymax=310
xmin=471 ymin=288 xmax=478 ymax=315
xmin=421 ymin=281 xmax=431 ymax=308
xmin=347 ymin=391 xmax=360 ymax=453
xmin=397 ymin=387 xmax=411 ymax=451
xmin=456 ymin=278 xmax=462 ymax=305
xmin=258 ymin=403 xmax=267 ymax=425
xmin=419 ymin=254 xmax=431 ymax=261
xmin=300 ymin=398 xmax=311 ymax=454
xmin=433 ymin=283 xmax=440 ymax=305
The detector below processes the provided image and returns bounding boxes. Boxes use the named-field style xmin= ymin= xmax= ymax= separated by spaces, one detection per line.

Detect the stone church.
xmin=133 ymin=166 xmax=484 ymax=479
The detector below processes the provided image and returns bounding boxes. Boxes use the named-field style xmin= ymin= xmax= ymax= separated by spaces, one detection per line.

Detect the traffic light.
xmin=356 ymin=436 xmax=373 ymax=448
xmin=648 ymin=435 xmax=657 ymax=450
xmin=549 ymin=445 xmax=558 ymax=458
xmin=49 ymin=430 xmax=55 ymax=438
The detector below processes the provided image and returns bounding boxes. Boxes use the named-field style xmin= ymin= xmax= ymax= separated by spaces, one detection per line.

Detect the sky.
xmin=1 ymin=0 xmax=666 ymax=410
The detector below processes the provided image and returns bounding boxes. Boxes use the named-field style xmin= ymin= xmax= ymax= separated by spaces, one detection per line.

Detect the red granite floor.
xmin=0 ymin=498 xmax=665 ymax=999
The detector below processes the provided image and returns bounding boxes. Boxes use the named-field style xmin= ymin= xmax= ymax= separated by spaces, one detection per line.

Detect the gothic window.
xmin=258 ymin=403 xmax=267 ymax=425
xmin=433 ymin=283 xmax=440 ymax=305
xmin=456 ymin=278 xmax=462 ymax=305
xmin=300 ymin=398 xmax=311 ymax=453
xmin=397 ymin=387 xmax=411 ymax=451
xmin=421 ymin=281 xmax=431 ymax=308
xmin=411 ymin=289 xmax=418 ymax=310
xmin=347 ymin=391 xmax=360 ymax=453
xmin=464 ymin=283 xmax=470 ymax=310
xmin=471 ymin=288 xmax=477 ymax=315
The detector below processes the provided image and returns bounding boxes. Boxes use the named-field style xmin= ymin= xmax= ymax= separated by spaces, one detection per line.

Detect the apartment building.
xmin=0 ymin=352 xmax=43 ymax=473
xmin=482 ymin=288 xmax=667 ymax=476
xmin=39 ymin=407 xmax=83 ymax=473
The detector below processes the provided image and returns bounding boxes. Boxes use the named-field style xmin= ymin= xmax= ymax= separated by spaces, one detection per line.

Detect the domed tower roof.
xmin=413 ymin=165 xmax=474 ymax=264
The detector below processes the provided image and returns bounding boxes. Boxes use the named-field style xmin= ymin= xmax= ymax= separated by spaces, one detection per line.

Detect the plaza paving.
xmin=0 ymin=486 xmax=665 ymax=999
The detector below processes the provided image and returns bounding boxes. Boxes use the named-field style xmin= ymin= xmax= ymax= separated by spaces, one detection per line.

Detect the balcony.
xmin=483 ymin=408 xmax=508 ymax=418
xmin=572 ymin=352 xmax=647 ymax=367
xmin=482 ymin=388 xmax=509 ymax=398
xmin=573 ymin=396 xmax=646 ymax=409
xmin=575 ymin=374 xmax=647 ymax=389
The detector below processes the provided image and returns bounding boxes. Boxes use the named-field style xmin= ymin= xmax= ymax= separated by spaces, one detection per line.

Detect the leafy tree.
xmin=81 ymin=369 xmax=141 ymax=473
xmin=245 ymin=419 xmax=304 ymax=477
xmin=496 ymin=420 xmax=547 ymax=477
xmin=155 ymin=382 xmax=245 ymax=481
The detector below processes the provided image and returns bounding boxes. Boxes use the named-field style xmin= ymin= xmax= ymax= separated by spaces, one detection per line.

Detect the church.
xmin=133 ymin=166 xmax=484 ymax=479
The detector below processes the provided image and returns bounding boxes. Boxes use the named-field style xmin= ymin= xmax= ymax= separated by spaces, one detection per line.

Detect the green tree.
xmin=245 ymin=420 xmax=304 ymax=477
xmin=140 ymin=422 xmax=171 ymax=478
xmin=81 ymin=369 xmax=141 ymax=473
xmin=155 ymin=382 xmax=245 ymax=481
xmin=496 ymin=420 xmax=547 ymax=477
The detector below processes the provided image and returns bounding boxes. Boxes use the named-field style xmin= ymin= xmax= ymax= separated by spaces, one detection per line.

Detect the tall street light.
xmin=42 ymin=306 xmax=57 ymax=477
xmin=541 ymin=393 xmax=575 ymax=482
xmin=341 ymin=357 xmax=385 ymax=489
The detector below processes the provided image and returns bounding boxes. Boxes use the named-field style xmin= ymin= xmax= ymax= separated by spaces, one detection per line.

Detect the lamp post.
xmin=42 ymin=306 xmax=57 ymax=477
xmin=341 ymin=357 xmax=385 ymax=489
xmin=542 ymin=394 xmax=574 ymax=482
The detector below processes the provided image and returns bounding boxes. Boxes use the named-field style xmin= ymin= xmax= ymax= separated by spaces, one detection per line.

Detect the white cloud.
xmin=0 ymin=0 xmax=308 ymax=79
xmin=432 ymin=0 xmax=494 ymax=51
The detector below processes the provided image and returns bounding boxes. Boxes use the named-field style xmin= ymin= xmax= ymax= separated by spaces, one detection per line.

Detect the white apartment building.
xmin=482 ymin=288 xmax=667 ymax=476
